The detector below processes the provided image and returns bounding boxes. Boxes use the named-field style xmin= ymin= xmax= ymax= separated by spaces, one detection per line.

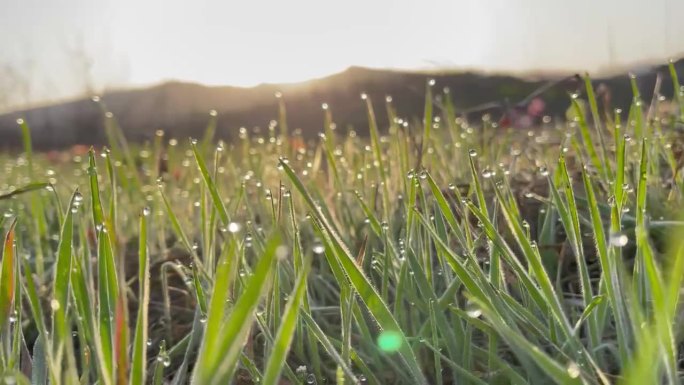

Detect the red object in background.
xmin=527 ymin=98 xmax=545 ymax=117
xmin=173 ymin=168 xmax=182 ymax=182
xmin=70 ymin=145 xmax=89 ymax=156
xmin=290 ymin=137 xmax=306 ymax=153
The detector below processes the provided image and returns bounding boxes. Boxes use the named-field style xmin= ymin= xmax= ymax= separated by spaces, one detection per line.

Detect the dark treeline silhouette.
xmin=0 ymin=59 xmax=682 ymax=150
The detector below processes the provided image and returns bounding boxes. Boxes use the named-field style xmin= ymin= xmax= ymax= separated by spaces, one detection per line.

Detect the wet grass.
xmin=1 ymin=62 xmax=684 ymax=384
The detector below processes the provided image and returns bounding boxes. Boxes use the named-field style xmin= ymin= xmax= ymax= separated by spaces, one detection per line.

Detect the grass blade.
xmin=129 ymin=208 xmax=151 ymax=385
xmin=261 ymin=256 xmax=311 ymax=385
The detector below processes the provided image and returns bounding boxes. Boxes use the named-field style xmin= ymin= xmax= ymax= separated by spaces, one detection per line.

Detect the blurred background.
xmin=1 ymin=0 xmax=683 ymax=148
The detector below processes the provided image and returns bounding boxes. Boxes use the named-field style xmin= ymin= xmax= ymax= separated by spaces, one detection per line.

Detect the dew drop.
xmin=468 ymin=149 xmax=478 ymax=157
xmin=312 ymin=242 xmax=325 ymax=254
xmin=481 ymin=168 xmax=493 ymax=179
xmin=276 ymin=245 xmax=289 ymax=261
xmin=465 ymin=300 xmax=482 ymax=318
xmin=609 ymin=232 xmax=628 ymax=247
xmin=8 ymin=310 xmax=18 ymax=323
xmin=227 ymin=222 xmax=241 ymax=233
xmin=566 ymin=362 xmax=580 ymax=379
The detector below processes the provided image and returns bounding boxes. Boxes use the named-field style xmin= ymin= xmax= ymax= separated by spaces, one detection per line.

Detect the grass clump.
xmin=1 ymin=62 xmax=684 ymax=384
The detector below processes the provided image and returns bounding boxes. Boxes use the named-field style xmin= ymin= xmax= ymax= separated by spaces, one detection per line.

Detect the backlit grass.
xmin=1 ymin=62 xmax=684 ymax=384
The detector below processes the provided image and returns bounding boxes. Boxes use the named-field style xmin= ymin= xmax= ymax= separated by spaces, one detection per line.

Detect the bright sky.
xmin=1 ymin=0 xmax=682 ymax=109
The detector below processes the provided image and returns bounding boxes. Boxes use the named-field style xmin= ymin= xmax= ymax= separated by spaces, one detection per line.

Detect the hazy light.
xmin=377 ymin=330 xmax=403 ymax=352
xmin=0 ymin=0 xmax=682 ymax=110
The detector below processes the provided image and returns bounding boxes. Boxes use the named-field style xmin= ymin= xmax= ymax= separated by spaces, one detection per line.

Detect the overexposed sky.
xmin=0 ymin=0 xmax=682 ymax=109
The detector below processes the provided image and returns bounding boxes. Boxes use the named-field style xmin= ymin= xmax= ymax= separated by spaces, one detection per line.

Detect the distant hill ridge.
xmin=0 ymin=60 xmax=682 ymax=150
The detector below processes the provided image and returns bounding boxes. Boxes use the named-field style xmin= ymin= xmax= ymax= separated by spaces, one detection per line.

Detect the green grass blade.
xmin=572 ymin=96 xmax=606 ymax=179
xmin=130 ymin=208 xmax=151 ymax=385
xmin=280 ymin=159 xmax=428 ymax=384
xmin=193 ymin=234 xmax=279 ymax=385
xmin=0 ymin=183 xmax=50 ymax=201
xmin=582 ymin=169 xmax=631 ymax=364
xmin=52 ymin=191 xmax=79 ymax=360
xmin=191 ymin=140 xmax=230 ymax=226
xmin=300 ymin=311 xmax=359 ymax=383
xmin=261 ymin=256 xmax=311 ymax=385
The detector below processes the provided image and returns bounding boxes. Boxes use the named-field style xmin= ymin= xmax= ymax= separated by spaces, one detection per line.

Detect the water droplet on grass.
xmin=481 ymin=168 xmax=493 ymax=178
xmin=609 ymin=232 xmax=628 ymax=247
xmin=465 ymin=300 xmax=482 ymax=318
xmin=566 ymin=362 xmax=580 ymax=378
xmin=312 ymin=242 xmax=325 ymax=254
xmin=276 ymin=245 xmax=289 ymax=260
xmin=227 ymin=222 xmax=241 ymax=233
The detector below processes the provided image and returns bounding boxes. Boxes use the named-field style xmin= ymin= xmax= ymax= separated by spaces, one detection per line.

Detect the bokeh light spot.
xmin=377 ymin=330 xmax=403 ymax=352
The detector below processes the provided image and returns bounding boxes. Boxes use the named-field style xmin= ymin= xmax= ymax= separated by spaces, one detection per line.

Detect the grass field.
xmin=1 ymin=62 xmax=684 ymax=384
